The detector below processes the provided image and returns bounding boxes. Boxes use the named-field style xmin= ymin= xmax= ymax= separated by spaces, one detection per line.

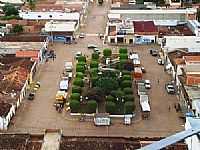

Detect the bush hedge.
xmin=69 ymin=100 xmax=80 ymax=113
xmin=90 ymin=68 xmax=99 ymax=77
xmin=122 ymin=70 xmax=131 ymax=75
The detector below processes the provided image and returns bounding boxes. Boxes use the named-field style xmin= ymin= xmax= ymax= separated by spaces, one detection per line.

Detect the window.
xmin=49 ymin=15 xmax=52 ymax=18
xmin=38 ymin=15 xmax=41 ymax=18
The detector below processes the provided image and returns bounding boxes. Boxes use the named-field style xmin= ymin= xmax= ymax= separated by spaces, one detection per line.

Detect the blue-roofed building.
xmin=185 ymin=117 xmax=200 ymax=150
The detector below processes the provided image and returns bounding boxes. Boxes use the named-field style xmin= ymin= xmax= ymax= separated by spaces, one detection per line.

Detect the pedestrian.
xmin=157 ymin=79 xmax=160 ymax=84
xmin=52 ymin=54 xmax=55 ymax=61
xmin=168 ymin=105 xmax=171 ymax=112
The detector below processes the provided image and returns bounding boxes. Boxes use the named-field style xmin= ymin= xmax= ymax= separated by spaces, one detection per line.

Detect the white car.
xmin=145 ymin=80 xmax=151 ymax=89
xmin=79 ymin=33 xmax=85 ymax=38
xmin=157 ymin=58 xmax=164 ymax=65
xmin=75 ymin=51 xmax=82 ymax=59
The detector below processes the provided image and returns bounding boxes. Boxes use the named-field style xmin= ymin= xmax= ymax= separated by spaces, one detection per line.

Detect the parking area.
xmin=7 ymin=2 xmax=184 ymax=137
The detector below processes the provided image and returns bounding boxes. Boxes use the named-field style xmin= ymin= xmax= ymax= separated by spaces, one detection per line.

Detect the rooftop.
xmin=184 ymin=56 xmax=200 ymax=63
xmin=0 ymin=42 xmax=45 ymax=53
xmin=158 ymin=24 xmax=194 ymax=37
xmin=133 ymin=21 xmax=157 ymax=35
xmin=0 ymin=0 xmax=24 ymax=4
xmin=19 ymin=12 xmax=80 ymax=21
xmin=184 ymin=85 xmax=200 ymax=100
xmin=0 ymin=101 xmax=12 ymax=117
xmin=44 ymin=21 xmax=77 ymax=32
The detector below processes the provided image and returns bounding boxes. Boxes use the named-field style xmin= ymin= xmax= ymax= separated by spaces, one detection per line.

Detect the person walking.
xmin=168 ymin=105 xmax=171 ymax=112
xmin=157 ymin=79 xmax=160 ymax=84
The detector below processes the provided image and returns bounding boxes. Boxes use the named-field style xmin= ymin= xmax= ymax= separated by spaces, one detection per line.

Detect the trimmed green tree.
xmin=124 ymin=101 xmax=135 ymax=114
xmin=78 ymin=56 xmax=86 ymax=62
xmin=12 ymin=25 xmax=23 ymax=33
xmin=119 ymin=47 xmax=128 ymax=54
xmin=92 ymin=53 xmax=99 ymax=60
xmin=106 ymin=95 xmax=115 ymax=102
xmin=120 ymin=54 xmax=128 ymax=60
xmin=122 ymin=70 xmax=131 ymax=75
xmin=76 ymin=65 xmax=85 ymax=73
xmin=103 ymin=48 xmax=112 ymax=57
xmin=90 ymin=61 xmax=99 ymax=68
xmin=106 ymin=101 xmax=116 ymax=114
xmin=124 ymin=95 xmax=134 ymax=102
xmin=72 ymin=86 xmax=81 ymax=93
xmin=123 ymin=87 xmax=133 ymax=94
xmin=69 ymin=100 xmax=80 ymax=113
xmin=87 ymin=100 xmax=97 ymax=113
xmin=76 ymin=72 xmax=84 ymax=79
xmin=122 ymin=75 xmax=132 ymax=81
xmin=121 ymin=80 xmax=132 ymax=88
xmin=73 ymin=78 xmax=84 ymax=87
xmin=2 ymin=4 xmax=18 ymax=16
xmin=70 ymin=93 xmax=80 ymax=101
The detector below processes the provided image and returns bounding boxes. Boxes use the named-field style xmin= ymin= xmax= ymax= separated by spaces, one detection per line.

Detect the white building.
xmin=19 ymin=12 xmax=80 ymax=23
xmin=109 ymin=8 xmax=197 ymax=21
xmin=187 ymin=20 xmax=200 ymax=37
xmin=0 ymin=0 xmax=24 ymax=5
xmin=185 ymin=117 xmax=200 ymax=150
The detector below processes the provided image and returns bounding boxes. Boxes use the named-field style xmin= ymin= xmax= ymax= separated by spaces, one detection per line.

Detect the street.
xmin=8 ymin=2 xmax=184 ymax=137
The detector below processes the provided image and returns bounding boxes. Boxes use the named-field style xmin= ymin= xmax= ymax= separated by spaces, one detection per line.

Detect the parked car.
xmin=93 ymin=48 xmax=100 ymax=54
xmin=141 ymin=66 xmax=146 ymax=73
xmin=79 ymin=33 xmax=85 ymax=38
xmin=87 ymin=44 xmax=98 ymax=49
xmin=165 ymin=83 xmax=175 ymax=94
xmin=157 ymin=58 xmax=164 ymax=65
xmin=149 ymin=49 xmax=158 ymax=56
xmin=75 ymin=51 xmax=82 ymax=59
xmin=145 ymin=80 xmax=151 ymax=89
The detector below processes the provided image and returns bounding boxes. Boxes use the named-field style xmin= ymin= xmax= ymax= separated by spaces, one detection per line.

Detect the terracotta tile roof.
xmin=186 ymin=75 xmax=200 ymax=86
xmin=8 ymin=20 xmax=28 ymax=26
xmin=16 ymin=50 xmax=39 ymax=58
xmin=34 ymin=4 xmax=64 ymax=11
xmin=184 ymin=56 xmax=200 ymax=63
xmin=133 ymin=21 xmax=158 ymax=35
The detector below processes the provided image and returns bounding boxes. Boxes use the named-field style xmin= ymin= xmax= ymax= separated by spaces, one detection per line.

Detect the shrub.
xmin=12 ymin=24 xmax=23 ymax=33
xmin=103 ymin=48 xmax=112 ymax=57
xmin=124 ymin=94 xmax=134 ymax=102
xmin=119 ymin=47 xmax=128 ymax=54
xmin=2 ymin=4 xmax=18 ymax=16
xmin=76 ymin=72 xmax=84 ymax=79
xmin=121 ymin=80 xmax=132 ymax=88
xmin=106 ymin=101 xmax=116 ymax=114
xmin=90 ymin=68 xmax=99 ymax=77
xmin=115 ymin=90 xmax=125 ymax=99
xmin=72 ymin=86 xmax=81 ymax=93
xmin=76 ymin=65 xmax=85 ymax=73
xmin=92 ymin=53 xmax=99 ymax=60
xmin=91 ymin=76 xmax=98 ymax=87
xmin=90 ymin=61 xmax=99 ymax=68
xmin=77 ymin=62 xmax=86 ymax=66
xmin=106 ymin=95 xmax=115 ymax=102
xmin=122 ymin=70 xmax=131 ymax=75
xmin=70 ymin=93 xmax=80 ymax=100
xmin=69 ymin=100 xmax=80 ymax=113
xmin=122 ymin=75 xmax=131 ymax=81
xmin=119 ymin=59 xmax=127 ymax=70
xmin=120 ymin=54 xmax=128 ymax=60
xmin=95 ymin=77 xmax=119 ymax=94
xmin=73 ymin=78 xmax=84 ymax=87
xmin=124 ymin=101 xmax=135 ymax=114
xmin=123 ymin=87 xmax=133 ymax=94
xmin=78 ymin=56 xmax=86 ymax=62
xmin=87 ymin=100 xmax=97 ymax=113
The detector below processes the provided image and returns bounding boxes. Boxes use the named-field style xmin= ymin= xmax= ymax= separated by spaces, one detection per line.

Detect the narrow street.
xmin=8 ymin=2 xmax=184 ymax=137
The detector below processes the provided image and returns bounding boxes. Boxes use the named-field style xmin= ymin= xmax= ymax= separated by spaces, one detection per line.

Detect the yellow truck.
xmin=54 ymin=91 xmax=68 ymax=111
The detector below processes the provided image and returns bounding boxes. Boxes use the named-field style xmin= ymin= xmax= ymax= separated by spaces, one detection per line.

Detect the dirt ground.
xmin=6 ymin=1 xmax=184 ymax=137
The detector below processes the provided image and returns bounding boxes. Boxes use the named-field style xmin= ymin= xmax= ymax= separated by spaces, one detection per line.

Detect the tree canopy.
xmin=2 ymin=4 xmax=18 ymax=16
